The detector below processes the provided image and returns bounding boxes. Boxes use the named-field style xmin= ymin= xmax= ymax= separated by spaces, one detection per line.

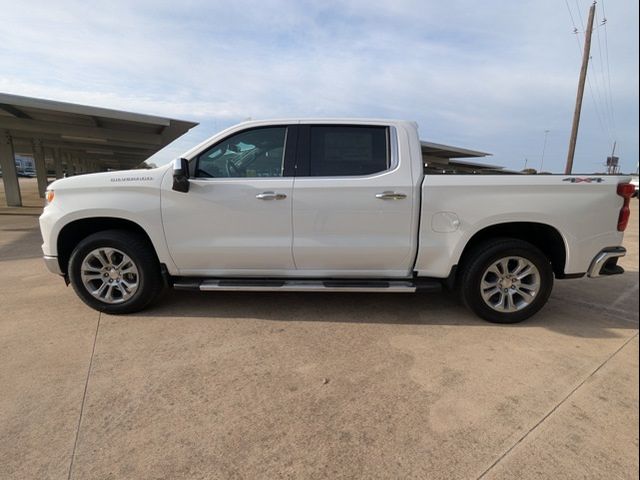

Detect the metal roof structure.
xmin=0 ymin=93 xmax=198 ymax=206
xmin=420 ymin=140 xmax=511 ymax=173
xmin=420 ymin=140 xmax=491 ymax=159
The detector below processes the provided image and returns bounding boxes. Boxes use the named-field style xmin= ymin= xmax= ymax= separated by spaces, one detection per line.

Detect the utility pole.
xmin=565 ymin=1 xmax=596 ymax=175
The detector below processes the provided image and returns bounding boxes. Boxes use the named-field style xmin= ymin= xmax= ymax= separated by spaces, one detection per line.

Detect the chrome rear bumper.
xmin=587 ymin=247 xmax=626 ymax=278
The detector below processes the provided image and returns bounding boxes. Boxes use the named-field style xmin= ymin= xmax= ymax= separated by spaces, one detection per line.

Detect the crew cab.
xmin=39 ymin=119 xmax=634 ymax=323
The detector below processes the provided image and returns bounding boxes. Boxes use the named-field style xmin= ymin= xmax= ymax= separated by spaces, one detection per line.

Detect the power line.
xmin=593 ymin=9 xmax=615 ymax=141
xmin=586 ymin=75 xmax=611 ymax=142
xmin=564 ymin=0 xmax=579 ymax=33
xmin=600 ymin=0 xmax=618 ymax=138
xmin=574 ymin=0 xmax=586 ymax=31
xmin=590 ymin=10 xmax=614 ymax=142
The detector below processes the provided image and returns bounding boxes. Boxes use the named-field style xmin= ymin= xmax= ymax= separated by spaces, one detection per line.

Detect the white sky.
xmin=0 ymin=0 xmax=638 ymax=172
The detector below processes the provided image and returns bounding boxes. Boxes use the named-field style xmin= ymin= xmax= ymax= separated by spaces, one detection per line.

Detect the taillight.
xmin=616 ymin=183 xmax=634 ymax=231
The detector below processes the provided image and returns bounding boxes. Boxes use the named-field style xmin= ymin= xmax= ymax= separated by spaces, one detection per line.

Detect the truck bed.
xmin=414 ymin=174 xmax=629 ymax=278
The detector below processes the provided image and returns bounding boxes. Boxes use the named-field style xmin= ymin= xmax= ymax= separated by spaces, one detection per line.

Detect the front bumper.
xmin=43 ymin=255 xmax=64 ymax=276
xmin=587 ymin=247 xmax=626 ymax=278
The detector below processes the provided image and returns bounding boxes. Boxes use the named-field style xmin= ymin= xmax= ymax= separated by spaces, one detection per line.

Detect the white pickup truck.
xmin=39 ymin=119 xmax=634 ymax=323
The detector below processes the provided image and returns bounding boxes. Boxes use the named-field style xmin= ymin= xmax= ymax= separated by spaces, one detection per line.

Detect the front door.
xmin=162 ymin=125 xmax=296 ymax=276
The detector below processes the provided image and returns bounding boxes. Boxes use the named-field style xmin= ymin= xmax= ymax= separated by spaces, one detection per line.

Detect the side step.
xmin=173 ymin=278 xmax=442 ymax=293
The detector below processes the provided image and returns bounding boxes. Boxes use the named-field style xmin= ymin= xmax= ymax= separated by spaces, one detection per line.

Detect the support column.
xmin=44 ymin=147 xmax=53 ymax=179
xmin=0 ymin=131 xmax=22 ymax=207
xmin=53 ymin=148 xmax=64 ymax=179
xmin=68 ymin=153 xmax=74 ymax=175
xmin=62 ymin=151 xmax=70 ymax=177
xmin=32 ymin=139 xmax=48 ymax=198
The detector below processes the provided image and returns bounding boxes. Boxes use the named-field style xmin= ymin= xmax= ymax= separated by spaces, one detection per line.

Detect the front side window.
xmin=196 ymin=127 xmax=287 ymax=178
xmin=309 ymin=126 xmax=389 ymax=176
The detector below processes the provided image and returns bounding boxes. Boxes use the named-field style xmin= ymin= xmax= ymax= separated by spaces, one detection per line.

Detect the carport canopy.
xmin=0 ymin=93 xmax=198 ymax=206
xmin=420 ymin=140 xmax=491 ymax=160
xmin=420 ymin=140 xmax=508 ymax=173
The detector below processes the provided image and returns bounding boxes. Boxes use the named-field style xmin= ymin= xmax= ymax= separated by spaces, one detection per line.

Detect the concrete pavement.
xmin=1 ymin=178 xmax=638 ymax=479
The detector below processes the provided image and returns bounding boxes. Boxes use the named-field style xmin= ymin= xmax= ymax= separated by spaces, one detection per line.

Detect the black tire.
xmin=68 ymin=229 xmax=163 ymax=314
xmin=458 ymin=238 xmax=554 ymax=323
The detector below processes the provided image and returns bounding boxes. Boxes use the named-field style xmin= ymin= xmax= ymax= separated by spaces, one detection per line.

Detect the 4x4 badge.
xmin=563 ymin=177 xmax=604 ymax=183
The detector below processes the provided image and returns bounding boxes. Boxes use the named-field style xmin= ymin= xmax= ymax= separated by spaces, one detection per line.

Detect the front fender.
xmin=39 ymin=175 xmax=177 ymax=274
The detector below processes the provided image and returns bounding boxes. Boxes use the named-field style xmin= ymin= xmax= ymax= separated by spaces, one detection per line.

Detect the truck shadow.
xmin=135 ymin=271 xmax=639 ymax=339
xmin=0 ymin=228 xmax=43 ymax=261
xmin=0 ymin=211 xmax=43 ymax=261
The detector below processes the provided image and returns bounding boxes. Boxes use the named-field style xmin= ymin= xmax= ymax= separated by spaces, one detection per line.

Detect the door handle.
xmin=375 ymin=191 xmax=407 ymax=200
xmin=256 ymin=191 xmax=287 ymax=200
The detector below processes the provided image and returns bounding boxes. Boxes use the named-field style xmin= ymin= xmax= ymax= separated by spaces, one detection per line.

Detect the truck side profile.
xmin=39 ymin=119 xmax=634 ymax=323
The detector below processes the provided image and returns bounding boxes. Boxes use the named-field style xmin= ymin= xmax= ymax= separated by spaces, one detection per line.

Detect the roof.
xmin=0 ymin=93 xmax=198 ymax=169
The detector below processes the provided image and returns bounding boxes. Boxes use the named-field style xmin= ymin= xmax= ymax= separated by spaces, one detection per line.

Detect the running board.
xmin=173 ymin=278 xmax=441 ymax=293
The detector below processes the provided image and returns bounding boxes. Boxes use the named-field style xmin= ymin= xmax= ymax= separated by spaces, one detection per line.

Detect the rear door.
xmin=291 ymin=124 xmax=416 ymax=277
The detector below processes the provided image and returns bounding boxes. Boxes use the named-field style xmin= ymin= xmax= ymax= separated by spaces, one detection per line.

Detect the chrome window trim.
xmin=296 ymin=125 xmax=400 ymax=181
xmin=389 ymin=125 xmax=399 ymax=170
xmin=189 ymin=123 xmax=400 ymax=181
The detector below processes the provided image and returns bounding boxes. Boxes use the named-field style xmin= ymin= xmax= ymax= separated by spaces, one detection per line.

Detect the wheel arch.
xmin=456 ymin=222 xmax=568 ymax=279
xmin=57 ymin=217 xmax=159 ymax=274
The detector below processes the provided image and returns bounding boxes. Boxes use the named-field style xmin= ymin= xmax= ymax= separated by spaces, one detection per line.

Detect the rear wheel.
xmin=68 ymin=230 xmax=162 ymax=314
xmin=459 ymin=238 xmax=554 ymax=323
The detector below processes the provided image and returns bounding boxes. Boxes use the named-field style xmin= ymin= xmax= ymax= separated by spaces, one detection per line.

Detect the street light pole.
xmin=540 ymin=130 xmax=550 ymax=172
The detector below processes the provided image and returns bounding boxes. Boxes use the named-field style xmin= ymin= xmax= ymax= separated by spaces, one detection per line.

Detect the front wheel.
xmin=459 ymin=239 xmax=554 ymax=323
xmin=68 ymin=230 xmax=163 ymax=314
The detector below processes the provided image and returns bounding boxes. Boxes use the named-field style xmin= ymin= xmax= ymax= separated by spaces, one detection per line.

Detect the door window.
xmin=308 ymin=126 xmax=389 ymax=176
xmin=196 ymin=127 xmax=287 ymax=178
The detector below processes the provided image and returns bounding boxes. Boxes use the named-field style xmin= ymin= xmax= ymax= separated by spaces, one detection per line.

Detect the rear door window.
xmin=308 ymin=126 xmax=389 ymax=176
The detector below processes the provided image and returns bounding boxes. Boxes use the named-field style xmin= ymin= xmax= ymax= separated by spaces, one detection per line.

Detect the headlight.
xmin=45 ymin=190 xmax=55 ymax=204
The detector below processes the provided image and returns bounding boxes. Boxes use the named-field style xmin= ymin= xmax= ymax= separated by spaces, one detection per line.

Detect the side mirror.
xmin=172 ymin=158 xmax=190 ymax=193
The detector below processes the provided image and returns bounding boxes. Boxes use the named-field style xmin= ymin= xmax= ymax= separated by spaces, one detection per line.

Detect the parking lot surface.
xmin=1 ymin=178 xmax=638 ymax=479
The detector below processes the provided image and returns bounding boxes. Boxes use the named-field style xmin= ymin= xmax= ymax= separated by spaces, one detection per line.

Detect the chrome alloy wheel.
xmin=480 ymin=256 xmax=541 ymax=313
xmin=80 ymin=248 xmax=139 ymax=304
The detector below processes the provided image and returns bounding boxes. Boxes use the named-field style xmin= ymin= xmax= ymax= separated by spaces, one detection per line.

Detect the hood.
xmin=48 ymin=164 xmax=171 ymax=191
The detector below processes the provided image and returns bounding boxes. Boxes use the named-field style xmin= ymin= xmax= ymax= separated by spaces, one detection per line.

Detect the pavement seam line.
xmin=555 ymin=297 xmax=638 ymax=323
xmin=67 ymin=312 xmax=102 ymax=480
xmin=612 ymin=282 xmax=640 ymax=309
xmin=476 ymin=330 xmax=639 ymax=480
